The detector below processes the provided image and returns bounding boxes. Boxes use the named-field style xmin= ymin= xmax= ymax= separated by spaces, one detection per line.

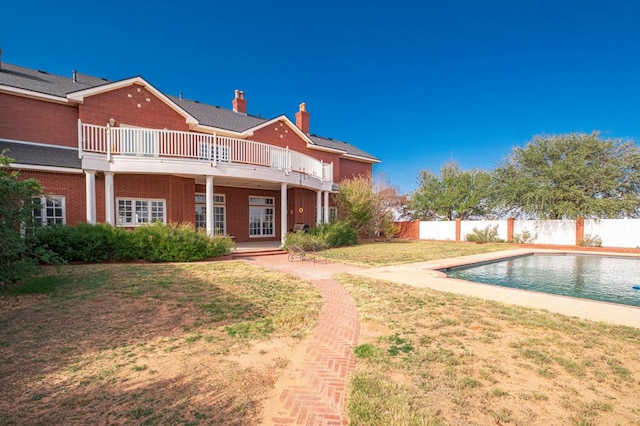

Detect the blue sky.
xmin=3 ymin=1 xmax=640 ymax=194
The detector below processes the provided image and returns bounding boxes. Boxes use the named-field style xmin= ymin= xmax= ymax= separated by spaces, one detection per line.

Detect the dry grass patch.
xmin=338 ymin=274 xmax=640 ymax=425
xmin=0 ymin=261 xmax=322 ymax=425
xmin=322 ymin=240 xmax=514 ymax=266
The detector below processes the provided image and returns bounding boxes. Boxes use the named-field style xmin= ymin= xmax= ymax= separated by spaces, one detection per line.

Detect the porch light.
xmin=108 ymin=117 xmax=116 ymax=127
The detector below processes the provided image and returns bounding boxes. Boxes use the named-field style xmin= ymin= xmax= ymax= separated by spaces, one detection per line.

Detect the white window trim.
xmin=249 ymin=195 xmax=275 ymax=238
xmin=116 ymin=197 xmax=166 ymax=227
xmin=33 ymin=195 xmax=66 ymax=226
xmin=195 ymin=193 xmax=226 ymax=234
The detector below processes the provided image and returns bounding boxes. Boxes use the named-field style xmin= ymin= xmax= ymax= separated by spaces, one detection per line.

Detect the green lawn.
xmin=322 ymin=240 xmax=515 ymax=266
xmin=2 ymin=241 xmax=639 ymax=425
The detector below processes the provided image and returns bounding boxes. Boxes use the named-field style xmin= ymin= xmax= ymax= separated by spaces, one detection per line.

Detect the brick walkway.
xmin=245 ymin=254 xmax=361 ymax=426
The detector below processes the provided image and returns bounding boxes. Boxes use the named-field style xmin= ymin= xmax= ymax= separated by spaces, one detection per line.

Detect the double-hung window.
xmin=33 ymin=195 xmax=65 ymax=226
xmin=249 ymin=196 xmax=274 ymax=237
xmin=117 ymin=198 xmax=165 ymax=226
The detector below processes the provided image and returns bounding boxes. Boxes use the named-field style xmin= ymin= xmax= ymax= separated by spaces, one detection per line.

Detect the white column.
xmin=281 ymin=183 xmax=288 ymax=244
xmin=104 ymin=172 xmax=115 ymax=225
xmin=85 ymin=170 xmax=96 ymax=224
xmin=323 ymin=191 xmax=330 ymax=224
xmin=206 ymin=175 xmax=214 ymax=236
xmin=316 ymin=190 xmax=322 ymax=225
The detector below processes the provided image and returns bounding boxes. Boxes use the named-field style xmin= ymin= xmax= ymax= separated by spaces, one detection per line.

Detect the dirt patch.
xmin=0 ymin=262 xmax=321 ymax=425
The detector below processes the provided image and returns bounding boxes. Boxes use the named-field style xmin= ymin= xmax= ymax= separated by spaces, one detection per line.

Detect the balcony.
xmin=79 ymin=123 xmax=333 ymax=183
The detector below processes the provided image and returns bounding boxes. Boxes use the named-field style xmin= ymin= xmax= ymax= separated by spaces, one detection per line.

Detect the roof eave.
xmin=190 ymin=123 xmax=244 ymax=138
xmin=341 ymin=153 xmax=381 ymax=164
xmin=307 ymin=144 xmax=346 ymax=155
xmin=0 ymin=84 xmax=70 ymax=105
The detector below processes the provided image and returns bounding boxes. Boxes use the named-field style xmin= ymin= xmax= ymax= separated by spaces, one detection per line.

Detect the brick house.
xmin=0 ymin=58 xmax=379 ymax=243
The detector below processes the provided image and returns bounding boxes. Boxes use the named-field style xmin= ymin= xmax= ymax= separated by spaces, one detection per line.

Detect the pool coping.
xmin=347 ymin=249 xmax=640 ymax=329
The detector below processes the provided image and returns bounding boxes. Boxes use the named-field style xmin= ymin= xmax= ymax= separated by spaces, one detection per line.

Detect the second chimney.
xmin=232 ymin=89 xmax=247 ymax=114
xmin=295 ymin=102 xmax=310 ymax=134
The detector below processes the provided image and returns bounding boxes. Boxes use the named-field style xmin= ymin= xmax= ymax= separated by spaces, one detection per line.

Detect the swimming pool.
xmin=444 ymin=254 xmax=640 ymax=307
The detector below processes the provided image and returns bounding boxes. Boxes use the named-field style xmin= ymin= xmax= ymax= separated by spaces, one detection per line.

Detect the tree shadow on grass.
xmin=0 ymin=261 xmax=285 ymax=425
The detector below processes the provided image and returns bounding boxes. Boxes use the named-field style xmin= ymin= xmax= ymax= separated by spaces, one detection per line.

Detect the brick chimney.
xmin=295 ymin=102 xmax=310 ymax=134
xmin=232 ymin=89 xmax=247 ymax=114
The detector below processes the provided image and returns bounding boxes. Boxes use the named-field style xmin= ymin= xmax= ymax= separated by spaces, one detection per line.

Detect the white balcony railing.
xmin=79 ymin=122 xmax=333 ymax=183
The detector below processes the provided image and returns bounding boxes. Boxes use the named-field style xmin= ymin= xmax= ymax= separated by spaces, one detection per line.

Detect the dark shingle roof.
xmin=309 ymin=135 xmax=379 ymax=162
xmin=1 ymin=63 xmax=379 ymax=162
xmin=169 ymin=96 xmax=267 ymax=132
xmin=0 ymin=63 xmax=107 ymax=97
xmin=0 ymin=141 xmax=81 ymax=169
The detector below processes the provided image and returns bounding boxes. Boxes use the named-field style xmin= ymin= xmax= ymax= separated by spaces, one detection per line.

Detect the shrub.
xmin=0 ymin=151 xmax=58 ymax=287
xmin=283 ymin=221 xmax=358 ymax=250
xmin=513 ymin=228 xmax=537 ymax=244
xmin=131 ymin=222 xmax=235 ymax=262
xmin=30 ymin=222 xmax=235 ymax=263
xmin=318 ymin=221 xmax=358 ymax=247
xmin=282 ymin=230 xmax=325 ymax=251
xmin=579 ymin=234 xmax=602 ymax=247
xmin=465 ymin=225 xmax=504 ymax=243
xmin=31 ymin=223 xmax=121 ymax=262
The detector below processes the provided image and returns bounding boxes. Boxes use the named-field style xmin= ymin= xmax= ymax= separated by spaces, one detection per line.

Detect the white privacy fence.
xmin=419 ymin=221 xmax=456 ymax=241
xmin=415 ymin=219 xmax=640 ymax=248
xmin=584 ymin=219 xmax=640 ymax=248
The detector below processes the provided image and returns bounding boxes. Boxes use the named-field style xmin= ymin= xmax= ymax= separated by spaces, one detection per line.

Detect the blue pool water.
xmin=444 ymin=254 xmax=640 ymax=307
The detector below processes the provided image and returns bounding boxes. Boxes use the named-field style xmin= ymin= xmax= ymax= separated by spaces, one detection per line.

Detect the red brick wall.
xmin=195 ymin=184 xmax=282 ymax=242
xmin=0 ymin=93 xmax=78 ymax=147
xmin=19 ymin=170 xmax=86 ymax=225
xmin=250 ymin=122 xmax=352 ymax=183
xmin=308 ymin=150 xmax=342 ymax=183
xmin=339 ymin=158 xmax=372 ymax=181
xmin=395 ymin=220 xmax=420 ymax=240
xmin=287 ymin=187 xmax=318 ymax=230
xmin=113 ymin=174 xmax=195 ymax=224
xmin=79 ymin=85 xmax=190 ymax=131
xmin=250 ymin=122 xmax=308 ymax=152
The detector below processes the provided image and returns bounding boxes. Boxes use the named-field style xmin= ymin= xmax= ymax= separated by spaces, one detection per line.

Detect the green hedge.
xmin=30 ymin=222 xmax=235 ymax=263
xmin=283 ymin=221 xmax=358 ymax=250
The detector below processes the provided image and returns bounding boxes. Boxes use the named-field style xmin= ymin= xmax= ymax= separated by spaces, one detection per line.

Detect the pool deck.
xmin=348 ymin=248 xmax=640 ymax=329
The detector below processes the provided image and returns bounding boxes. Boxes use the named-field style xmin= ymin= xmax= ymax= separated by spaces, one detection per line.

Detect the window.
xmin=195 ymin=193 xmax=226 ymax=234
xmin=199 ymin=143 xmax=230 ymax=162
xmin=319 ymin=206 xmax=338 ymax=223
xmin=249 ymin=196 xmax=274 ymax=237
xmin=117 ymin=198 xmax=165 ymax=226
xmin=33 ymin=196 xmax=65 ymax=225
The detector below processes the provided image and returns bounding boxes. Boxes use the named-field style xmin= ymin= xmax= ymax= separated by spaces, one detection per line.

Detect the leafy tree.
xmin=491 ymin=132 xmax=640 ymax=219
xmin=0 ymin=151 xmax=44 ymax=286
xmin=372 ymin=174 xmax=401 ymax=238
xmin=407 ymin=161 xmax=491 ymax=220
xmin=335 ymin=174 xmax=401 ymax=238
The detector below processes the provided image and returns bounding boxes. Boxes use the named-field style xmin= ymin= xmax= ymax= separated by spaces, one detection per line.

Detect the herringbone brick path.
xmin=246 ymin=255 xmax=361 ymax=426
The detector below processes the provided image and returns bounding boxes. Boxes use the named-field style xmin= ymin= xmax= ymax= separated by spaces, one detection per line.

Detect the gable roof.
xmin=0 ymin=62 xmax=379 ymax=162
